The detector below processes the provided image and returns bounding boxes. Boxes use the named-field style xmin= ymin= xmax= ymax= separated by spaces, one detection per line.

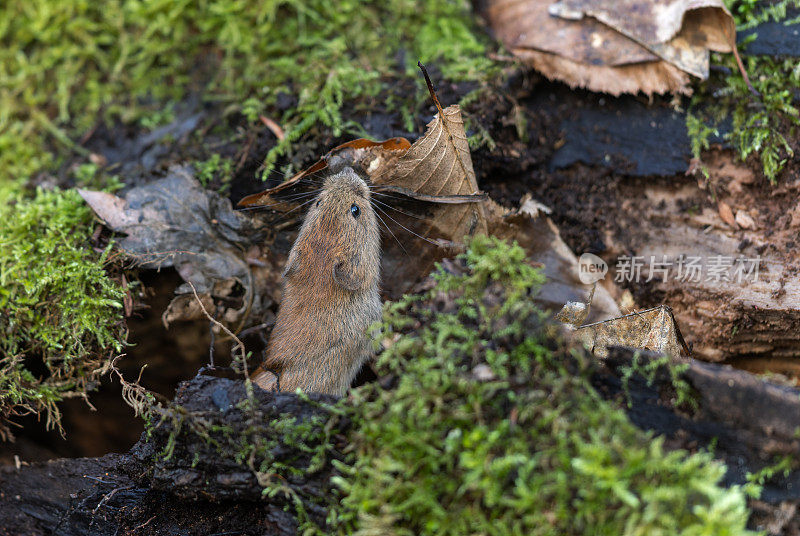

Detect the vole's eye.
xmin=316 ymin=199 xmax=321 ymax=207
xmin=350 ymin=203 xmax=360 ymax=218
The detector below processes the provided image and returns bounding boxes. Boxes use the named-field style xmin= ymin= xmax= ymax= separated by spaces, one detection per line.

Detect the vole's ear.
xmin=333 ymin=255 xmax=366 ymax=291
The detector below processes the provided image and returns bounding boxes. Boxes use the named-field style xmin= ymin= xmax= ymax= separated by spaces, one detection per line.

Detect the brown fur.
xmin=251 ymin=168 xmax=381 ymax=396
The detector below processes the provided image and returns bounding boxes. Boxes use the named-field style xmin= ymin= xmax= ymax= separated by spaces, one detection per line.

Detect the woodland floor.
xmin=2 ymin=67 xmax=800 ymax=533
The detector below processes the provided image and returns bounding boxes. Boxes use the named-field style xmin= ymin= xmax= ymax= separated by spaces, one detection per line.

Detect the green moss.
xmin=0 ymin=188 xmax=125 ymax=434
xmin=195 ymin=153 xmax=233 ymax=191
xmin=690 ymin=0 xmax=800 ymax=183
xmin=746 ymin=455 xmax=793 ymax=488
xmin=618 ymin=352 xmax=697 ymax=410
xmin=335 ymin=236 xmax=754 ymax=535
xmin=0 ymin=0 xmax=494 ymax=185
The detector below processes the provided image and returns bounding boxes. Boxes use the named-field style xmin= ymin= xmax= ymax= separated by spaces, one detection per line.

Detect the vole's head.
xmin=284 ymin=167 xmax=380 ymax=291
xmin=307 ymin=167 xmax=374 ymax=233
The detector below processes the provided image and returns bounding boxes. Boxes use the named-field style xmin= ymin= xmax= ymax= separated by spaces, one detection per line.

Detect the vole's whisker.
xmin=371 ymin=197 xmax=421 ymax=219
xmin=280 ymin=189 xmax=323 ymax=200
xmin=292 ymin=176 xmax=323 ymax=187
xmin=370 ymin=191 xmax=413 ymax=205
xmin=372 ymin=204 xmax=408 ymax=256
xmin=275 ymin=197 xmax=317 ymax=219
xmin=237 ymin=190 xmax=322 ymax=211
xmin=238 ymin=202 xmax=290 ymax=212
xmin=374 ymin=205 xmax=440 ymax=247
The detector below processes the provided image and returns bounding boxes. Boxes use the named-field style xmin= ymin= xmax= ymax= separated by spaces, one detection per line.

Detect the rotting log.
xmin=598 ymin=347 xmax=800 ymax=503
xmin=0 ymin=375 xmax=344 ymax=536
xmin=597 ymin=158 xmax=800 ymax=364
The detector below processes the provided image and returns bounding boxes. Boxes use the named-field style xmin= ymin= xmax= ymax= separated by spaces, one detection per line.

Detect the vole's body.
xmin=252 ymin=168 xmax=381 ymax=396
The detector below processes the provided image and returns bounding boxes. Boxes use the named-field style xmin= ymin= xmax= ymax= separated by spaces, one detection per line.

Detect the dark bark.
xmin=598 ymin=347 xmax=800 ymax=502
xmin=0 ymin=375 xmax=344 ymax=536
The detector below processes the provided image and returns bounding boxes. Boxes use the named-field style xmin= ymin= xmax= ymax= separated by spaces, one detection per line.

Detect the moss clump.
xmin=689 ymin=0 xmax=800 ymax=182
xmin=618 ymin=352 xmax=696 ymax=410
xmin=196 ymin=153 xmax=234 ymax=192
xmin=336 ymin=236 xmax=754 ymax=535
xmin=0 ymin=0 xmax=493 ymax=184
xmin=0 ymin=188 xmax=125 ymax=435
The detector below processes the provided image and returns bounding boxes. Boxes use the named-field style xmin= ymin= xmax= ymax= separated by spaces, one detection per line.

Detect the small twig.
xmin=237 ymin=321 xmax=273 ymax=343
xmin=418 ymin=61 xmax=445 ymax=117
xmin=188 ymin=282 xmax=248 ymax=377
xmin=208 ymin=319 xmax=216 ymax=369
xmin=235 ymin=131 xmax=256 ymax=174
xmin=259 ymin=115 xmax=286 ymax=140
xmin=84 ymin=476 xmax=114 ymax=484
xmin=133 ymin=515 xmax=157 ymax=532
xmin=92 ymin=485 xmax=133 ymax=515
xmin=722 ymin=21 xmax=759 ymax=97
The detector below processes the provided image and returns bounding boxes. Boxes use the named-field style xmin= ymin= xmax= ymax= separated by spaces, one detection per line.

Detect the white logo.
xmin=578 ymin=253 xmax=608 ymax=285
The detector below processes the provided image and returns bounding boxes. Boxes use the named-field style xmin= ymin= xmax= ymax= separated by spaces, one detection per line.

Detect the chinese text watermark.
xmin=577 ymin=254 xmax=762 ymax=284
xmin=614 ymin=255 xmax=760 ymax=284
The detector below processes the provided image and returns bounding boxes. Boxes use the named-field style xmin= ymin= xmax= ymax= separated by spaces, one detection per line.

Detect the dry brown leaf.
xmin=487 ymin=198 xmax=620 ymax=322
xmin=551 ymin=0 xmax=734 ymax=78
xmin=568 ymin=305 xmax=691 ymax=358
xmin=484 ymin=0 xmax=734 ymax=95
xmin=369 ymin=79 xmax=488 ymax=292
xmin=238 ymin=137 xmax=412 ymax=208
xmin=735 ymin=210 xmax=756 ymax=230
xmin=81 ymin=167 xmax=278 ymax=329
xmin=162 ymin=292 xmax=215 ymax=328
xmin=486 ymin=0 xmax=658 ymax=67
xmin=553 ymin=0 xmax=733 ymax=49
xmin=238 ymin=71 xmax=488 ymax=297
xmin=718 ymin=200 xmax=736 ymax=227
xmin=512 ymin=48 xmax=692 ymax=96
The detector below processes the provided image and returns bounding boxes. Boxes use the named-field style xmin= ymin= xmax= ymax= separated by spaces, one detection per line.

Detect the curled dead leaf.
xmin=567 ymin=305 xmax=691 ymax=358
xmin=550 ymin=0 xmax=734 ymax=78
xmin=487 ymin=198 xmax=620 ymax=322
xmin=238 ymin=68 xmax=488 ymax=297
xmin=484 ymin=0 xmax=735 ymax=95
xmin=511 ymin=48 xmax=692 ymax=96
xmin=237 ymin=137 xmax=411 ymax=208
xmin=81 ymin=166 xmax=278 ymax=328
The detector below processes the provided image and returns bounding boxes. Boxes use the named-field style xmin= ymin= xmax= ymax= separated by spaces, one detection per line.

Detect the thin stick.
xmin=188 ymin=282 xmax=248 ymax=378
xmin=93 ymin=485 xmax=134 ymax=515
xmin=722 ymin=21 xmax=759 ymax=97
xmin=418 ymin=61 xmax=444 ymax=117
xmin=133 ymin=515 xmax=157 ymax=532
